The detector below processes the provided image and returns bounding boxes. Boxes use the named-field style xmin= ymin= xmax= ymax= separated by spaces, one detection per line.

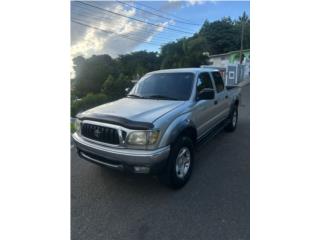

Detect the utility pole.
xmin=239 ymin=12 xmax=245 ymax=64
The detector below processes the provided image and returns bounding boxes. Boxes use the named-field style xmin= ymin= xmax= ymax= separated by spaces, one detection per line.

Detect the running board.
xmin=195 ymin=119 xmax=230 ymax=151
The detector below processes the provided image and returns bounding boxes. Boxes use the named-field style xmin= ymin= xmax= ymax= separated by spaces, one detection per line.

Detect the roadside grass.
xmin=71 ymin=122 xmax=76 ymax=133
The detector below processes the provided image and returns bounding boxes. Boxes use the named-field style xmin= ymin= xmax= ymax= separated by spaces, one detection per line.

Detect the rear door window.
xmin=211 ymin=72 xmax=225 ymax=93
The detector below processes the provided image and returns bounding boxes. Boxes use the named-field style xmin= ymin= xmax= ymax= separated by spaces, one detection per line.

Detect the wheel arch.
xmin=234 ymin=98 xmax=239 ymax=107
xmin=158 ymin=115 xmax=198 ymax=147
xmin=178 ymin=126 xmax=197 ymax=145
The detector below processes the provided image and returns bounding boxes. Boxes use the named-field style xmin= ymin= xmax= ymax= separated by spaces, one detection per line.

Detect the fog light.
xmin=134 ymin=166 xmax=150 ymax=173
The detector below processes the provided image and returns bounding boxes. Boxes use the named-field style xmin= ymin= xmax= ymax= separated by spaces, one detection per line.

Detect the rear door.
xmin=211 ymin=71 xmax=230 ymax=122
xmin=193 ymin=72 xmax=219 ymax=137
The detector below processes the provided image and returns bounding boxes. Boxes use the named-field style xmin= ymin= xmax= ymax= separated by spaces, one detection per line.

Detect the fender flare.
xmin=158 ymin=114 xmax=197 ymax=147
xmin=228 ymin=97 xmax=240 ymax=117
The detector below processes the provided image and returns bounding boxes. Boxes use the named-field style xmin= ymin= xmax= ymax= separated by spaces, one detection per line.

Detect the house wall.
xmin=208 ymin=50 xmax=250 ymax=82
xmin=229 ymin=50 xmax=250 ymax=64
xmin=209 ymin=50 xmax=250 ymax=68
xmin=209 ymin=55 xmax=229 ymax=68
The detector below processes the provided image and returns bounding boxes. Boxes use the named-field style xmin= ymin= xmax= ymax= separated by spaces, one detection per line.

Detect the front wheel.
xmin=158 ymin=136 xmax=194 ymax=189
xmin=225 ymin=106 xmax=238 ymax=132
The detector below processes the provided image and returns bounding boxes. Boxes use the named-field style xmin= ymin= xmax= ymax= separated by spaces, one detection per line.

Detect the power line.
xmin=115 ymin=0 xmax=200 ymax=27
xmin=72 ymin=3 xmax=113 ymax=21
xmin=72 ymin=12 xmax=173 ymax=43
xmin=72 ymin=13 xmax=174 ymax=43
xmin=76 ymin=1 xmax=194 ymax=35
xmin=71 ymin=18 xmax=163 ymax=47
xmin=72 ymin=17 xmax=163 ymax=46
xmin=135 ymin=1 xmax=201 ymax=26
xmin=72 ymin=2 xmax=183 ymax=41
xmin=71 ymin=6 xmax=178 ymax=42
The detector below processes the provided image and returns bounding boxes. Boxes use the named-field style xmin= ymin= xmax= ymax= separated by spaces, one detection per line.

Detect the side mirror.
xmin=197 ymin=88 xmax=215 ymax=100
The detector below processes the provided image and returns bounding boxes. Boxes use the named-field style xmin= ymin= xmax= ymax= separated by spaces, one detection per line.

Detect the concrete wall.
xmin=209 ymin=50 xmax=250 ymax=68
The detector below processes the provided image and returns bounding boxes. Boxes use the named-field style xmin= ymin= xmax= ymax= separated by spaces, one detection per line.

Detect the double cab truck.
xmin=72 ymin=68 xmax=241 ymax=189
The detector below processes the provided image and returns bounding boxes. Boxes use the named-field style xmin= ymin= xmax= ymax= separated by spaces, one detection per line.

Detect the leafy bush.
xmin=70 ymin=122 xmax=76 ymax=133
xmin=71 ymin=93 xmax=110 ymax=117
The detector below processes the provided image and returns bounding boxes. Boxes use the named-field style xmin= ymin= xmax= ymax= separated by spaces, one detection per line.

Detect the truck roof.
xmin=148 ymin=68 xmax=220 ymax=74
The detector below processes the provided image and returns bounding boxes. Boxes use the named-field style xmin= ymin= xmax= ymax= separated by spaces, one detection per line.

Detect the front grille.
xmin=81 ymin=123 xmax=120 ymax=145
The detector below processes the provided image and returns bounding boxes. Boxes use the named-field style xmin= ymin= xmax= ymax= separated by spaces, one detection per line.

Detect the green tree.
xmin=236 ymin=12 xmax=250 ymax=51
xmin=101 ymin=74 xmax=132 ymax=100
xmin=73 ymin=54 xmax=117 ymax=97
xmin=117 ymin=51 xmax=161 ymax=78
xmin=160 ymin=36 xmax=209 ymax=69
xmin=199 ymin=17 xmax=240 ymax=54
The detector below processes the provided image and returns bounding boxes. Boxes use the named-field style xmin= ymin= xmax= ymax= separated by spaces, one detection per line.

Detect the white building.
xmin=208 ymin=49 xmax=250 ymax=68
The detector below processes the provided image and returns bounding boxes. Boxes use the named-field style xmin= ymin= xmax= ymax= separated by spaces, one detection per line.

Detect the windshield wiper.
xmin=145 ymin=95 xmax=179 ymax=101
xmin=127 ymin=94 xmax=146 ymax=99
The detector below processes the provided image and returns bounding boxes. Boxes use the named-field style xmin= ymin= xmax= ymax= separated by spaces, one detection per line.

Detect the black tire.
xmin=158 ymin=135 xmax=194 ymax=189
xmin=225 ymin=105 xmax=238 ymax=132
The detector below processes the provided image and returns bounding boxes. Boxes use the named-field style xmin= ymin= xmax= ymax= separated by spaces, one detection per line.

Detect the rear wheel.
xmin=225 ymin=105 xmax=238 ymax=132
xmin=158 ymin=135 xmax=194 ymax=189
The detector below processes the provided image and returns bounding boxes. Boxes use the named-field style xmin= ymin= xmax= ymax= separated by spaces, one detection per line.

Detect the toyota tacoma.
xmin=72 ymin=68 xmax=241 ymax=189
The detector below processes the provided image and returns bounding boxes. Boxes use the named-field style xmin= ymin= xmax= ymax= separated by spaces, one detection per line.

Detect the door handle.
xmin=214 ymin=100 xmax=218 ymax=105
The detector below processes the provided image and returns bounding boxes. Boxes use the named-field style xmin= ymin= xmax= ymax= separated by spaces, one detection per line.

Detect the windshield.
xmin=128 ymin=72 xmax=195 ymax=101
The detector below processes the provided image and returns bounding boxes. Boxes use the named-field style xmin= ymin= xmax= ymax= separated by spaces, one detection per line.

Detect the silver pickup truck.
xmin=72 ymin=68 xmax=241 ymax=189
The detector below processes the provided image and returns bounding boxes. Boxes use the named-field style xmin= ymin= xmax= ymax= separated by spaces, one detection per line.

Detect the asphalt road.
xmin=71 ymin=84 xmax=250 ymax=240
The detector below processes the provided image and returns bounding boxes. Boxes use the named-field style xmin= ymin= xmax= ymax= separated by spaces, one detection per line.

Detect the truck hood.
xmin=79 ymin=97 xmax=185 ymax=124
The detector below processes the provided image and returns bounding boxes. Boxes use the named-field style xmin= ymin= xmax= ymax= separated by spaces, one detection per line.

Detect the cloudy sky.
xmin=71 ymin=0 xmax=250 ymax=60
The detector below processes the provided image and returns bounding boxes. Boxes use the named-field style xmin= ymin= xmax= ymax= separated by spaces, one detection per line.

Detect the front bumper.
xmin=72 ymin=133 xmax=170 ymax=174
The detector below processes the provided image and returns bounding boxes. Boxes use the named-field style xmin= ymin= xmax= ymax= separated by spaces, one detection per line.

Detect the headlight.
xmin=75 ymin=119 xmax=81 ymax=133
xmin=127 ymin=130 xmax=160 ymax=146
xmin=148 ymin=130 xmax=160 ymax=145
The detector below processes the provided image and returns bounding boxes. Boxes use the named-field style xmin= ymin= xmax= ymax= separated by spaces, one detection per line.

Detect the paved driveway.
xmin=71 ymin=84 xmax=250 ymax=240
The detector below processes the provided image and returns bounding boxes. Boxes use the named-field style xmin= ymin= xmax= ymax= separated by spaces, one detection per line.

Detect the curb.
xmin=238 ymin=80 xmax=250 ymax=88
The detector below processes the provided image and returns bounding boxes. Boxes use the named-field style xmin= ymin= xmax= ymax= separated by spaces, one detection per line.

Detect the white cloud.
xmin=188 ymin=0 xmax=205 ymax=5
xmin=71 ymin=28 xmax=105 ymax=59
xmin=70 ymin=1 xmax=198 ymax=77
xmin=71 ymin=1 xmax=178 ymax=77
xmin=168 ymin=0 xmax=205 ymax=6
xmin=70 ymin=2 xmax=175 ymax=58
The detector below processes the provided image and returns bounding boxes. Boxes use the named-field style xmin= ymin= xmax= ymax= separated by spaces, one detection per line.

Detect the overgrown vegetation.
xmin=71 ymin=13 xmax=250 ymax=117
xmin=71 ymin=122 xmax=76 ymax=133
xmin=71 ymin=93 xmax=110 ymax=117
